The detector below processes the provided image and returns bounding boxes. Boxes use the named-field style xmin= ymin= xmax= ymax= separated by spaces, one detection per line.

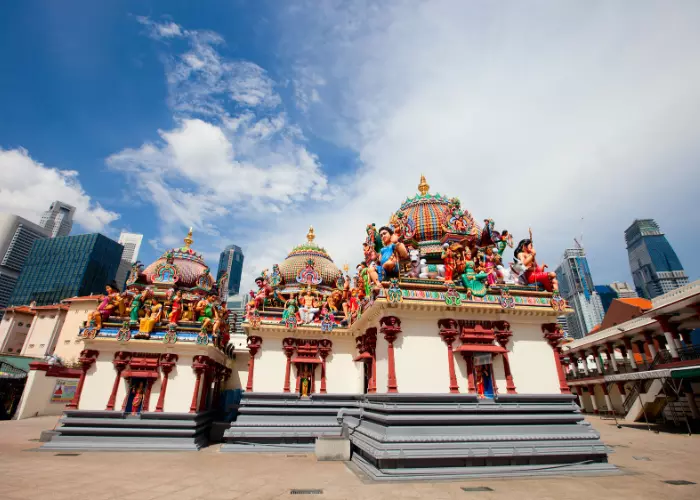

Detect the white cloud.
xmin=136 ymin=16 xmax=184 ymax=39
xmin=233 ymin=0 xmax=700 ymax=293
xmin=0 ymin=148 xmax=120 ymax=232
xmin=108 ymin=19 xmax=334 ymax=256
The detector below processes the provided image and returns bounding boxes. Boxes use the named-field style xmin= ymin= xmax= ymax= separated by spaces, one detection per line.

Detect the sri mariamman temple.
xmin=39 ymin=176 xmax=618 ymax=480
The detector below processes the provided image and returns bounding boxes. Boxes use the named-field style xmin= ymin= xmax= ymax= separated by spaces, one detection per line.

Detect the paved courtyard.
xmin=0 ymin=415 xmax=698 ymax=500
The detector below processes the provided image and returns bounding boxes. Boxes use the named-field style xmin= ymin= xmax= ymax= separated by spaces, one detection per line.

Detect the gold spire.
xmin=307 ymin=225 xmax=315 ymax=243
xmin=184 ymin=227 xmax=194 ymax=249
xmin=343 ymin=263 xmax=349 ymax=274
xmin=418 ymin=174 xmax=430 ymax=196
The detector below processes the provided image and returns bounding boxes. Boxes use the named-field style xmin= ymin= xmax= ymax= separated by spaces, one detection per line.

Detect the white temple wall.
xmin=250 ymin=339 xmax=287 ymax=393
xmin=393 ymin=315 xmax=451 ymax=393
xmin=227 ymin=353 xmax=248 ymax=390
xmin=161 ymin=357 xmax=199 ymax=413
xmin=508 ymin=321 xmax=560 ymax=394
xmin=53 ymin=301 xmax=96 ymax=363
xmin=79 ymin=358 xmax=115 ymax=410
xmin=491 ymin=354 xmax=507 ymax=394
xmin=322 ymin=336 xmax=362 ymax=394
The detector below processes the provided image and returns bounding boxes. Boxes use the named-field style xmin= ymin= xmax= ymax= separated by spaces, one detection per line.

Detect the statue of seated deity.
xmin=298 ymin=289 xmax=320 ymax=324
xmin=514 ymin=230 xmax=559 ymax=292
xmin=87 ymin=282 xmax=121 ymax=330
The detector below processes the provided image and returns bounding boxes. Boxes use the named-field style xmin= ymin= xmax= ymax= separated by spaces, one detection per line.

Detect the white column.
xmin=664 ymin=332 xmax=680 ymax=359
xmin=607 ymin=349 xmax=618 ymax=372
xmin=627 ymin=347 xmax=637 ymax=369
xmin=589 ymin=390 xmax=598 ymax=412
xmin=604 ymin=393 xmax=613 ymax=413
xmin=581 ymin=353 xmax=590 ymax=375
xmin=594 ymin=354 xmax=604 ymax=374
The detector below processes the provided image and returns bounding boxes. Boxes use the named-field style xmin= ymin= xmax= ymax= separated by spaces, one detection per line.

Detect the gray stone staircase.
xmin=343 ymin=393 xmax=619 ymax=480
xmin=40 ymin=410 xmax=213 ymax=451
xmin=221 ymin=393 xmax=362 ymax=452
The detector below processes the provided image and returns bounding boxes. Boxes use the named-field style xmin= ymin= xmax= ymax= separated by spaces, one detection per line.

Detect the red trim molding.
xmin=28 ymin=362 xmax=81 ymax=378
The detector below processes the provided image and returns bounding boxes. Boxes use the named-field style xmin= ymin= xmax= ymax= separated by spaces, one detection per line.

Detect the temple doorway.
xmin=297 ymin=364 xmax=315 ymax=397
xmin=124 ymin=378 xmax=147 ymax=414
xmin=363 ymin=360 xmax=372 ymax=394
xmin=473 ymin=354 xmax=494 ymax=398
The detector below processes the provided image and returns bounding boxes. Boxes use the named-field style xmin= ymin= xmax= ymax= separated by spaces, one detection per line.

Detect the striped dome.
xmin=395 ymin=176 xmax=481 ymax=251
xmin=142 ymin=230 xmax=215 ymax=289
xmin=277 ymin=227 xmax=341 ymax=290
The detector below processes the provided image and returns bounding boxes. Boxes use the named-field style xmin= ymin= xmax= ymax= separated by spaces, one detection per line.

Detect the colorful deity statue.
xmin=298 ymin=288 xmax=320 ymax=324
xmin=168 ymin=290 xmax=183 ymax=324
xmin=514 ymin=229 xmax=559 ymax=292
xmin=282 ymin=294 xmax=299 ymax=324
xmin=378 ymin=225 xmax=408 ymax=279
xmin=389 ymin=210 xmax=417 ymax=245
xmin=482 ymin=246 xmax=498 ymax=286
xmin=459 ymin=248 xmax=488 ymax=297
xmin=269 ymin=264 xmax=282 ymax=288
xmin=252 ymin=275 xmax=273 ymax=310
xmin=441 ymin=243 xmax=457 ymax=282
xmin=87 ymin=282 xmax=121 ymax=331
xmin=326 ymin=289 xmax=343 ymax=314
xmin=496 ymin=230 xmax=514 ymax=257
xmin=128 ymin=288 xmax=150 ymax=325
xmin=196 ymin=294 xmax=217 ymax=330
xmin=212 ymin=302 xmax=228 ymax=345
xmin=138 ymin=297 xmax=163 ymax=335
xmin=131 ymin=383 xmax=144 ymax=415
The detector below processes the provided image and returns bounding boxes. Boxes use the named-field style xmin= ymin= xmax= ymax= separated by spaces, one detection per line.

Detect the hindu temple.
xmin=41 ymin=176 xmax=616 ymax=480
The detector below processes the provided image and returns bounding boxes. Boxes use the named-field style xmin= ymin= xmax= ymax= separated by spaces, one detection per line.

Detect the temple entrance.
xmin=124 ymin=378 xmax=147 ymax=414
xmin=473 ymin=354 xmax=494 ymax=398
xmin=297 ymin=364 xmax=315 ymax=397
xmin=363 ymin=360 xmax=372 ymax=394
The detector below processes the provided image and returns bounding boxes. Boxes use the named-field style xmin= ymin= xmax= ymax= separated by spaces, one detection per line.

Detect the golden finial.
xmin=307 ymin=225 xmax=315 ymax=243
xmin=418 ymin=174 xmax=430 ymax=196
xmin=184 ymin=227 xmax=194 ymax=248
xmin=343 ymin=263 xmax=349 ymax=274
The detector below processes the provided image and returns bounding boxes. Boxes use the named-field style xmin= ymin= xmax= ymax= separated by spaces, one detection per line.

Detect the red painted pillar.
xmin=143 ymin=379 xmax=155 ymax=412
xmin=463 ymin=353 xmax=476 ymax=393
xmin=438 ymin=319 xmax=460 ymax=394
xmin=365 ymin=328 xmax=377 ymax=394
xmin=495 ymin=326 xmax=517 ymax=394
xmin=245 ymin=336 xmax=262 ymax=392
xmin=319 ymin=339 xmax=332 ymax=394
xmin=198 ymin=364 xmax=211 ymax=411
xmin=295 ymin=363 xmax=301 ymax=393
xmin=380 ymin=317 xmax=401 ymax=393
xmin=106 ymin=352 xmax=129 ymax=411
xmin=66 ymin=350 xmax=98 ymax=410
xmin=190 ymin=355 xmax=207 ymax=413
xmin=542 ymin=324 xmax=571 ymax=394
xmin=282 ymin=338 xmax=295 ymax=393
xmin=155 ymin=353 xmax=178 ymax=412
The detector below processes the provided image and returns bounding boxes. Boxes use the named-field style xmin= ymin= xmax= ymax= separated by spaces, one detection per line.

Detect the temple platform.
xmin=221 ymin=392 xmax=618 ymax=480
xmin=220 ymin=393 xmax=362 ymax=452
xmin=39 ymin=410 xmax=213 ymax=451
xmin=343 ymin=393 xmax=619 ymax=480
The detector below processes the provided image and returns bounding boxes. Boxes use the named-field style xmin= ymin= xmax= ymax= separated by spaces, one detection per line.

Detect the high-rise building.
xmin=625 ymin=219 xmax=689 ymax=299
xmin=555 ymin=246 xmax=604 ymax=339
xmin=8 ymin=233 xmax=123 ymax=307
xmin=114 ymin=232 xmax=143 ymax=289
xmin=39 ymin=201 xmax=75 ymax=238
xmin=594 ymin=281 xmax=638 ymax=313
xmin=217 ymin=245 xmax=244 ymax=300
xmin=0 ymin=214 xmax=51 ymax=316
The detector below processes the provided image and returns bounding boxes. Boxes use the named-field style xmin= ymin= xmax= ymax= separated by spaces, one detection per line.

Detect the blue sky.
xmin=1 ymin=1 xmax=699 ymax=294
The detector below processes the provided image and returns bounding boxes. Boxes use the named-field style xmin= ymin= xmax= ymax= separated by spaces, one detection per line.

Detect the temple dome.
xmin=141 ymin=229 xmax=215 ymax=289
xmin=395 ymin=175 xmax=480 ymax=254
xmin=277 ymin=226 xmax=341 ymax=289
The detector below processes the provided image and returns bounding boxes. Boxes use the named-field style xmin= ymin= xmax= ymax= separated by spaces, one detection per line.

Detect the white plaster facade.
xmin=20 ymin=305 xmax=67 ymax=358
xmin=52 ymin=296 xmax=101 ymax=364
xmin=76 ymin=339 xmax=232 ymax=414
xmin=244 ymin=303 xmax=565 ymax=396
xmin=0 ymin=307 xmax=35 ymax=354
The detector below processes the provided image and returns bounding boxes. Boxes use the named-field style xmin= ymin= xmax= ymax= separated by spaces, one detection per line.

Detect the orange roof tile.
xmin=0 ymin=306 xmax=36 ymax=315
xmin=31 ymin=304 xmax=69 ymax=312
xmin=618 ymin=298 xmax=653 ymax=310
xmin=62 ymin=295 xmax=103 ymax=303
xmin=587 ymin=324 xmax=602 ymax=335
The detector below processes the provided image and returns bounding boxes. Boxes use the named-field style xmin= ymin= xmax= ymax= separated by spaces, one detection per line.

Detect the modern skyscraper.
xmin=8 ymin=233 xmax=123 ymax=307
xmin=555 ymin=246 xmax=604 ymax=339
xmin=39 ymin=201 xmax=75 ymax=238
xmin=217 ymin=245 xmax=244 ymax=300
xmin=594 ymin=281 xmax=638 ymax=314
xmin=0 ymin=214 xmax=51 ymax=316
xmin=114 ymin=232 xmax=143 ymax=289
xmin=625 ymin=219 xmax=689 ymax=299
